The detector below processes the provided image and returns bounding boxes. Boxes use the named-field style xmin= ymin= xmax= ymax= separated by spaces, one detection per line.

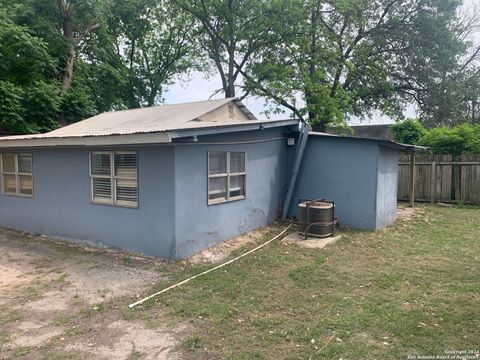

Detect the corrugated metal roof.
xmin=0 ymin=98 xmax=257 ymax=141
xmin=0 ymin=99 xmax=302 ymax=148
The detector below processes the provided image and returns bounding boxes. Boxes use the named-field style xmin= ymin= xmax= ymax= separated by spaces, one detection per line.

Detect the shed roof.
xmin=0 ymin=98 xmax=298 ymax=148
xmin=309 ymin=131 xmax=428 ymax=153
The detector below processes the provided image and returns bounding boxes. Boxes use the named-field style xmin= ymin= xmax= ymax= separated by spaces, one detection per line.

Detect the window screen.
xmin=1 ymin=153 xmax=33 ymax=197
xmin=208 ymin=151 xmax=246 ymax=204
xmin=90 ymin=152 xmax=138 ymax=207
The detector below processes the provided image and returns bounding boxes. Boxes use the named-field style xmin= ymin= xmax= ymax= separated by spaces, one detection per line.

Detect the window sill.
xmin=91 ymin=200 xmax=138 ymax=209
xmin=208 ymin=196 xmax=246 ymax=206
xmin=1 ymin=192 xmax=34 ymax=199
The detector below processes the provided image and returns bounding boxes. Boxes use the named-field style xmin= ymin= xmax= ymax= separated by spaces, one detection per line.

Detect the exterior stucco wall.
xmin=0 ymin=146 xmax=176 ymax=257
xmin=288 ymin=136 xmax=380 ymax=230
xmin=0 ymin=126 xmax=401 ymax=258
xmin=173 ymin=128 xmax=293 ymax=258
xmin=376 ymin=146 xmax=399 ymax=228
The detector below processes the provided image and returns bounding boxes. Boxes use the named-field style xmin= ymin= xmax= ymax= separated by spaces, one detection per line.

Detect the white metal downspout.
xmin=281 ymin=123 xmax=310 ymax=221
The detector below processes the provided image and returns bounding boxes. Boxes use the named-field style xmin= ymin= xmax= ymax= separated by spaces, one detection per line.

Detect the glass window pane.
xmin=230 ymin=152 xmax=245 ymax=173
xmin=115 ymin=153 xmax=137 ymax=178
xmin=2 ymin=154 xmax=15 ymax=173
xmin=208 ymin=176 xmax=227 ymax=201
xmin=3 ymin=174 xmax=16 ymax=194
xmin=17 ymin=154 xmax=32 ymax=174
xmin=208 ymin=152 xmax=227 ymax=175
xmin=116 ymin=178 xmax=138 ymax=205
xmin=19 ymin=175 xmax=33 ymax=196
xmin=229 ymin=175 xmax=245 ymax=198
xmin=91 ymin=153 xmax=111 ymax=176
xmin=92 ymin=178 xmax=112 ymax=201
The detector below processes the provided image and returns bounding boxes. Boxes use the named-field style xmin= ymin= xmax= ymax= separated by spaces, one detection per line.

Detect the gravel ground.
xmin=0 ymin=228 xmax=183 ymax=360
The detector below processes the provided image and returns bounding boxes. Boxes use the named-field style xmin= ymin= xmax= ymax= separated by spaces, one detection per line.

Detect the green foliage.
xmin=0 ymin=0 xmax=478 ymax=133
xmin=60 ymin=84 xmax=96 ymax=124
xmin=391 ymin=119 xmax=427 ymax=145
xmin=244 ymin=0 xmax=478 ymax=131
xmin=110 ymin=0 xmax=196 ymax=107
xmin=175 ymin=0 xmax=290 ymax=98
xmin=23 ymin=81 xmax=62 ymax=132
xmin=0 ymin=81 xmax=25 ymax=132
xmin=417 ymin=124 xmax=480 ymax=155
xmin=0 ymin=11 xmax=61 ymax=133
xmin=0 ymin=0 xmax=195 ymax=134
xmin=0 ymin=12 xmax=57 ymax=84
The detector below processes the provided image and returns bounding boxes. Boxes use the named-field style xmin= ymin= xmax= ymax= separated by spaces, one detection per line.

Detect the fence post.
xmin=430 ymin=161 xmax=436 ymax=204
xmin=409 ymin=153 xmax=416 ymax=207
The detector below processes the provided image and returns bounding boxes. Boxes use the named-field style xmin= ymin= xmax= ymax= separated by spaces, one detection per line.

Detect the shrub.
xmin=391 ymin=119 xmax=426 ymax=145
xmin=417 ymin=124 xmax=480 ymax=155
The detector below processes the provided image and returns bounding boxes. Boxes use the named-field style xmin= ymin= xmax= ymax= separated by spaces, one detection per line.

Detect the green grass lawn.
xmin=130 ymin=205 xmax=480 ymax=359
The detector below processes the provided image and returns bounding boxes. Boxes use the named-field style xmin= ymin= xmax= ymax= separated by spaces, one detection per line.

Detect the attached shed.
xmin=287 ymin=132 xmax=425 ymax=230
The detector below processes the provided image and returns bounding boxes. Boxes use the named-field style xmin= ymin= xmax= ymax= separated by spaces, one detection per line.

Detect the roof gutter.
xmin=281 ymin=122 xmax=310 ymax=221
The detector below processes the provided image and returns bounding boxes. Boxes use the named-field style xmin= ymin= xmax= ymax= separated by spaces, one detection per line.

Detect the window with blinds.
xmin=1 ymin=153 xmax=33 ymax=197
xmin=90 ymin=152 xmax=138 ymax=207
xmin=208 ymin=151 xmax=246 ymax=204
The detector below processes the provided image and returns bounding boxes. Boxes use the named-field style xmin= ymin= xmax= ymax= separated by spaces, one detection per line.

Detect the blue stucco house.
xmin=0 ymin=98 xmax=423 ymax=258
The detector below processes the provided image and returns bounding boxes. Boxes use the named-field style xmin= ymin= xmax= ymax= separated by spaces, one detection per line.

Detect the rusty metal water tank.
xmin=298 ymin=200 xmax=335 ymax=238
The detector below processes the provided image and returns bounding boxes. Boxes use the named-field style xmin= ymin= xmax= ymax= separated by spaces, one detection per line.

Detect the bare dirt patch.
xmin=397 ymin=205 xmax=425 ymax=221
xmin=0 ymin=227 xmax=183 ymax=359
xmin=65 ymin=320 xmax=184 ymax=360
xmin=187 ymin=227 xmax=272 ymax=264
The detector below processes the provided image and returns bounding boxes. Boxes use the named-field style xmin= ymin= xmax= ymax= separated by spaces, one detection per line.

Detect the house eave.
xmin=169 ymin=119 xmax=299 ymax=139
xmin=0 ymin=132 xmax=173 ymax=149
xmin=0 ymin=119 xmax=300 ymax=149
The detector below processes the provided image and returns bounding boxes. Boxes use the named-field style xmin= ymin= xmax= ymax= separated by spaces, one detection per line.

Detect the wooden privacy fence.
xmin=398 ymin=154 xmax=480 ymax=204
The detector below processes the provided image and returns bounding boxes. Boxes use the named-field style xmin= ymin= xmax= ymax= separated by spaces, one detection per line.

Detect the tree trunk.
xmin=62 ymin=46 xmax=75 ymax=96
xmin=226 ymin=44 xmax=236 ymax=97
xmin=59 ymin=0 xmax=74 ymax=126
xmin=312 ymin=122 xmax=327 ymax=132
xmin=472 ymin=99 xmax=476 ymax=125
xmin=57 ymin=0 xmax=100 ymax=126
xmin=60 ymin=0 xmax=74 ymax=95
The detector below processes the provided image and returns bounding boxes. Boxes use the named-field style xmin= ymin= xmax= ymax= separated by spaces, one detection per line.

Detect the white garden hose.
xmin=128 ymin=224 xmax=293 ymax=309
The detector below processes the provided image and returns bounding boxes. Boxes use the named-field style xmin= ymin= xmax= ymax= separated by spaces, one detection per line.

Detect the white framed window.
xmin=1 ymin=153 xmax=33 ymax=197
xmin=90 ymin=151 xmax=138 ymax=208
xmin=208 ymin=151 xmax=246 ymax=205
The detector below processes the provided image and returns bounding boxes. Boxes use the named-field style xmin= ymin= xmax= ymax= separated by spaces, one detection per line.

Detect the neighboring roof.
xmin=0 ymin=98 xmax=298 ymax=148
xmin=350 ymin=124 xmax=393 ymax=140
xmin=326 ymin=124 xmax=393 ymax=140
xmin=309 ymin=131 xmax=428 ymax=153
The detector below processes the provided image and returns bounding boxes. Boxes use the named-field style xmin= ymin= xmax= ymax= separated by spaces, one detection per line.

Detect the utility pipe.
xmin=281 ymin=123 xmax=310 ymax=221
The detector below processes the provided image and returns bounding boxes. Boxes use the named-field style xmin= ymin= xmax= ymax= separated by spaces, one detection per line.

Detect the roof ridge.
xmin=100 ymin=97 xmax=235 ymax=115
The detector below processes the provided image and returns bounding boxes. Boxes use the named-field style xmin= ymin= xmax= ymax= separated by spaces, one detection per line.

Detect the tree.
xmin=0 ymin=10 xmax=61 ymax=133
xmin=242 ymin=0 xmax=475 ymax=131
xmin=1 ymin=0 xmax=107 ymax=126
xmin=174 ymin=0 xmax=289 ymax=99
xmin=111 ymin=0 xmax=196 ymax=107
xmin=391 ymin=119 xmax=426 ymax=144
xmin=0 ymin=0 xmax=196 ymax=131
xmin=417 ymin=1 xmax=480 ymax=126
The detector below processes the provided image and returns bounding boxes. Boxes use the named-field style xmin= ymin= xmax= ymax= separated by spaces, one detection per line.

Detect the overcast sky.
xmin=164 ymin=0 xmax=480 ymax=125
